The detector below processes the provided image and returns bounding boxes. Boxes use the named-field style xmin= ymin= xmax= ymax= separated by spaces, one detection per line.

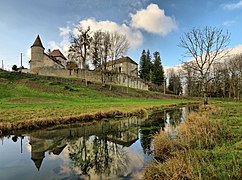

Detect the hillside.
xmin=0 ymin=69 xmax=191 ymax=133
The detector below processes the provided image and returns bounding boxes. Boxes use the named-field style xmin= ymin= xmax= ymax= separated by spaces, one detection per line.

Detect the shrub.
xmin=177 ymin=112 xmax=227 ymax=149
xmin=153 ymin=130 xmax=181 ymax=161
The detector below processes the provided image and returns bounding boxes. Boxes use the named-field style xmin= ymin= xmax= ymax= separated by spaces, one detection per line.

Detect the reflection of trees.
xmin=139 ymin=106 xmax=198 ymax=154
xmin=92 ymin=136 xmax=112 ymax=175
xmin=167 ymin=109 xmax=182 ymax=127
xmin=68 ymin=126 xmax=130 ymax=177
xmin=68 ymin=136 xmax=93 ymax=175
xmin=26 ymin=117 xmax=142 ymax=177
xmin=139 ymin=111 xmax=165 ymax=154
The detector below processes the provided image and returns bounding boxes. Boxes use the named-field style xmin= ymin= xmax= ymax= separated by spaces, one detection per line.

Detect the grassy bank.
xmin=0 ymin=70 xmax=193 ymax=134
xmin=144 ymin=102 xmax=242 ymax=179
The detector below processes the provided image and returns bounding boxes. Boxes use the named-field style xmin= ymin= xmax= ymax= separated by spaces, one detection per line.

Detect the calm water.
xmin=0 ymin=106 xmax=196 ymax=180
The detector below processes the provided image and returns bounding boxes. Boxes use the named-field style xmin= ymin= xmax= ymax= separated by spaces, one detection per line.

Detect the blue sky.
xmin=0 ymin=0 xmax=242 ymax=70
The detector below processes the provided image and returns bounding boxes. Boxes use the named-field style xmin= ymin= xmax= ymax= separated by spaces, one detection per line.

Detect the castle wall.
xmin=42 ymin=54 xmax=56 ymax=67
xmin=107 ymin=62 xmax=138 ymax=77
xmin=37 ymin=68 xmax=148 ymax=90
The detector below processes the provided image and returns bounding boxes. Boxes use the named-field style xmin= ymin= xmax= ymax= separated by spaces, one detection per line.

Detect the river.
xmin=0 ymin=105 xmax=196 ymax=180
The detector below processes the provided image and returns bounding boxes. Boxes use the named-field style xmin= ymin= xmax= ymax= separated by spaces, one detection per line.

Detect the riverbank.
xmin=0 ymin=70 xmax=195 ymax=134
xmin=144 ymin=102 xmax=242 ymax=179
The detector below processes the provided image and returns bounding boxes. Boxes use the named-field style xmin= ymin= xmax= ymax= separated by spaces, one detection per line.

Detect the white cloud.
xmin=60 ymin=38 xmax=71 ymax=53
xmin=76 ymin=18 xmax=143 ymax=50
xmin=59 ymin=27 xmax=71 ymax=36
xmin=48 ymin=41 xmax=61 ymax=50
xmin=26 ymin=48 xmax=31 ymax=60
xmin=130 ymin=3 xmax=178 ymax=36
xmin=49 ymin=18 xmax=143 ymax=56
xmin=47 ymin=28 xmax=71 ymax=56
xmin=222 ymin=20 xmax=236 ymax=27
xmin=223 ymin=0 xmax=242 ymax=10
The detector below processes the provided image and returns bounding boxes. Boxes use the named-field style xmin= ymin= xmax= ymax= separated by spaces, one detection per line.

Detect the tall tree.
xmin=109 ymin=31 xmax=129 ymax=61
xmin=179 ymin=26 xmax=230 ymax=104
xmin=69 ymin=26 xmax=92 ymax=86
xmin=139 ymin=50 xmax=147 ymax=79
xmin=152 ymin=51 xmax=164 ymax=86
xmin=146 ymin=49 xmax=153 ymax=82
xmin=139 ymin=49 xmax=153 ymax=82
xmin=227 ymin=54 xmax=242 ymax=100
xmin=91 ymin=30 xmax=103 ymax=69
xmin=168 ymin=69 xmax=182 ymax=95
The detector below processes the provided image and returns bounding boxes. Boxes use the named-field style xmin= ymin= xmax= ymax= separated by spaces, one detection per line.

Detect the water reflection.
xmin=0 ymin=105 xmax=197 ymax=179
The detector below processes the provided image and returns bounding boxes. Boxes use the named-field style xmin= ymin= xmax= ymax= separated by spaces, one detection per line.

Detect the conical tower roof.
xmin=31 ymin=35 xmax=44 ymax=48
xmin=32 ymin=158 xmax=44 ymax=171
xmin=31 ymin=151 xmax=45 ymax=171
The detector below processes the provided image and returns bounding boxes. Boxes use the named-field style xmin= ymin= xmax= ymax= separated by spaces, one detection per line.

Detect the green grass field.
xmin=0 ymin=69 xmax=193 ymax=132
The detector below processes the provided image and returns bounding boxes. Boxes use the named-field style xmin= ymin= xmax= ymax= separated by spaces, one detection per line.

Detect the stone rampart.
xmin=38 ymin=68 xmax=148 ymax=90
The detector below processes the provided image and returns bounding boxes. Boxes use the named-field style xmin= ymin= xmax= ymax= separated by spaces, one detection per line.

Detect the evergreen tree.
xmin=168 ymin=72 xmax=182 ymax=95
xmin=139 ymin=49 xmax=153 ymax=81
xmin=146 ymin=49 xmax=153 ymax=82
xmin=152 ymin=51 xmax=164 ymax=85
xmin=139 ymin=50 xmax=147 ymax=79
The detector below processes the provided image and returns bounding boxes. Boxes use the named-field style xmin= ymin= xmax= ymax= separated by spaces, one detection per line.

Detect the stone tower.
xmin=30 ymin=35 xmax=45 ymax=74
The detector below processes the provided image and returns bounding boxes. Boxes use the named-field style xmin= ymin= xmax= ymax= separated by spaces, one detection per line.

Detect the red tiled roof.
xmin=49 ymin=49 xmax=67 ymax=60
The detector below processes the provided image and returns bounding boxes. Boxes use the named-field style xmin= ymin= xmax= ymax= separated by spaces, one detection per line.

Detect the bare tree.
xmin=109 ymin=32 xmax=129 ymax=61
xmin=90 ymin=31 xmax=129 ymax=89
xmin=227 ymin=54 xmax=242 ymax=100
xmin=69 ymin=26 xmax=92 ymax=86
xmin=90 ymin=31 xmax=111 ymax=85
xmin=179 ymin=26 xmax=230 ymax=104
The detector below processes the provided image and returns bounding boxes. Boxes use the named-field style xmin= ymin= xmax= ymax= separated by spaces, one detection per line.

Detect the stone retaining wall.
xmin=38 ymin=68 xmax=148 ymax=90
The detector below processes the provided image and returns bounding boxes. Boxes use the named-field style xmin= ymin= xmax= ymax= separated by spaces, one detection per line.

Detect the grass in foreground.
xmin=0 ymin=70 xmax=194 ymax=133
xmin=144 ymin=103 xmax=242 ymax=179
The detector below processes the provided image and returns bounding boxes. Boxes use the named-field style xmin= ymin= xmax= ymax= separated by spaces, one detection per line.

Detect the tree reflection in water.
xmin=68 ymin=137 xmax=130 ymax=178
xmin=67 ymin=120 xmax=135 ymax=178
xmin=139 ymin=106 xmax=197 ymax=154
xmin=139 ymin=110 xmax=166 ymax=154
xmin=4 ymin=106 xmax=197 ymax=179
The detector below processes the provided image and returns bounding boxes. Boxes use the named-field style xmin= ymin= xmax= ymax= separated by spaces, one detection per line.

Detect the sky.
xmin=0 ymin=0 xmax=242 ymax=70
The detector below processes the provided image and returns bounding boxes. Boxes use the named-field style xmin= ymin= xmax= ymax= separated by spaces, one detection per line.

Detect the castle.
xmin=29 ymin=35 xmax=148 ymax=90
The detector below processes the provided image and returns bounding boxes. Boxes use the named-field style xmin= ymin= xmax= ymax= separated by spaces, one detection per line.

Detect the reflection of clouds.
xmin=164 ymin=123 xmax=176 ymax=137
xmin=164 ymin=112 xmax=176 ymax=136
xmin=181 ymin=107 xmax=188 ymax=122
xmin=118 ymin=145 xmax=143 ymax=174
xmin=26 ymin=142 xmax=31 ymax=152
xmin=130 ymin=169 xmax=145 ymax=180
xmin=48 ymin=153 xmax=58 ymax=160
xmin=58 ymin=145 xmax=72 ymax=175
xmin=25 ymin=136 xmax=32 ymax=152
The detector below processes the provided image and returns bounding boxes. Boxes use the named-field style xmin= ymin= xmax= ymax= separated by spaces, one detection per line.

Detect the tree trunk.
xmin=203 ymin=92 xmax=208 ymax=105
xmin=84 ymin=69 xmax=87 ymax=86
xmin=109 ymin=75 xmax=112 ymax=91
xmin=202 ymin=79 xmax=208 ymax=105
